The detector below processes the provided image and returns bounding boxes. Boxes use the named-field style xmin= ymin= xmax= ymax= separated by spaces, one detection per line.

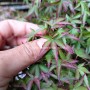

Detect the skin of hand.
xmin=0 ymin=20 xmax=47 ymax=90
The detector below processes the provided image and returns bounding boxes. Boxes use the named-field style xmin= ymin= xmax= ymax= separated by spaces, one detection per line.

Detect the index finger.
xmin=0 ymin=19 xmax=44 ymax=39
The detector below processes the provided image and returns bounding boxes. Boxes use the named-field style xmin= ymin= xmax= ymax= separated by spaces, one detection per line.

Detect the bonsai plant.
xmin=7 ymin=0 xmax=90 ymax=90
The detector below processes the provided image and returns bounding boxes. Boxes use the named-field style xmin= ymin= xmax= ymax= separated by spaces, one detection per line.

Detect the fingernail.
xmin=37 ymin=38 xmax=47 ymax=49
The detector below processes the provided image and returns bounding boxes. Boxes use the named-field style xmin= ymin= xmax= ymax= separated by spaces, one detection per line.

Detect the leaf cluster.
xmin=9 ymin=0 xmax=90 ymax=90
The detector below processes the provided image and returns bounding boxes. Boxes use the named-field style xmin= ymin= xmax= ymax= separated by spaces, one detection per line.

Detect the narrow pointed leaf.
xmin=27 ymin=80 xmax=34 ymax=90
xmin=34 ymin=78 xmax=40 ymax=90
xmin=59 ymin=49 xmax=66 ymax=60
xmin=74 ymin=74 xmax=85 ymax=89
xmin=51 ymin=42 xmax=59 ymax=63
xmin=75 ymin=48 xmax=90 ymax=59
xmin=35 ymin=65 xmax=40 ymax=78
xmin=39 ymin=64 xmax=49 ymax=73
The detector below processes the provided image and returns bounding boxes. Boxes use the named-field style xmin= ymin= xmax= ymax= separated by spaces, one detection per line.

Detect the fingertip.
xmin=25 ymin=23 xmax=39 ymax=34
xmin=37 ymin=38 xmax=47 ymax=49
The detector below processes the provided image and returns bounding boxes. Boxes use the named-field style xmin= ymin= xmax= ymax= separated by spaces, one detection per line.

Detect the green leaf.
xmin=75 ymin=2 xmax=81 ymax=9
xmin=86 ymin=27 xmax=90 ymax=32
xmin=49 ymin=65 xmax=56 ymax=72
xmin=74 ymin=75 xmax=84 ymax=89
xmin=80 ymin=67 xmax=89 ymax=74
xmin=84 ymin=75 xmax=89 ymax=88
xmin=66 ymin=14 xmax=71 ymax=21
xmin=73 ymin=14 xmax=81 ymax=19
xmin=39 ymin=64 xmax=49 ymax=73
xmin=73 ymin=86 xmax=87 ymax=90
xmin=23 ymin=0 xmax=29 ymax=4
xmin=41 ymin=82 xmax=52 ymax=88
xmin=28 ymin=5 xmax=35 ymax=15
xmin=29 ymin=65 xmax=36 ymax=74
xmin=62 ymin=37 xmax=67 ymax=45
xmin=35 ymin=65 xmax=40 ymax=78
xmin=79 ymin=69 xmax=89 ymax=88
xmin=72 ymin=20 xmax=82 ymax=24
xmin=44 ymin=36 xmax=52 ymax=41
xmin=87 ymin=38 xmax=90 ymax=46
xmin=81 ymin=1 xmax=85 ymax=14
xmin=78 ymin=63 xmax=84 ymax=68
xmin=55 ymin=40 xmax=64 ymax=49
xmin=45 ymin=50 xmax=53 ymax=65
xmin=28 ymin=25 xmax=46 ymax=41
xmin=75 ymin=48 xmax=90 ymax=59
xmin=58 ymin=88 xmax=64 ymax=90
xmin=76 ymin=69 xmax=80 ymax=80
xmin=59 ymin=49 xmax=66 ymax=60
xmin=50 ymin=73 xmax=58 ymax=79
xmin=83 ymin=12 xmax=87 ymax=25
xmin=35 ymin=6 xmax=38 ymax=17
xmin=83 ymin=32 xmax=90 ymax=38
xmin=43 ymin=87 xmax=55 ymax=90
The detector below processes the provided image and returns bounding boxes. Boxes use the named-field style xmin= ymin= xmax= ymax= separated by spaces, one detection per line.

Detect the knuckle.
xmin=22 ymin=43 xmax=37 ymax=60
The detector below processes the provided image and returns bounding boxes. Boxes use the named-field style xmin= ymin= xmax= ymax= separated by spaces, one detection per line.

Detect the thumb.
xmin=0 ymin=38 xmax=47 ymax=77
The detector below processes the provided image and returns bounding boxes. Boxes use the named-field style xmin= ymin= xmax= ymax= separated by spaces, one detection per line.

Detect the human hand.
xmin=0 ymin=20 xmax=47 ymax=90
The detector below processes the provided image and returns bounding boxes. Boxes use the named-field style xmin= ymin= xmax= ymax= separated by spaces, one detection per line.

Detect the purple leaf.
xmin=62 ymin=63 xmax=76 ymax=69
xmin=61 ymin=32 xmax=80 ymax=41
xmin=62 ymin=60 xmax=76 ymax=69
xmin=41 ymin=72 xmax=49 ymax=83
xmin=62 ymin=3 xmax=68 ymax=12
xmin=26 ymin=80 xmax=33 ymax=90
xmin=60 ymin=32 xmax=69 ymax=38
xmin=51 ymin=42 xmax=62 ymax=81
xmin=62 ymin=1 xmax=75 ymax=14
xmin=57 ymin=22 xmax=71 ymax=25
xmin=62 ymin=1 xmax=69 ymax=12
xmin=57 ymin=24 xmax=66 ymax=28
xmin=34 ymin=78 xmax=40 ymax=90
xmin=63 ymin=79 xmax=70 ymax=84
xmin=63 ymin=45 xmax=74 ymax=54
xmin=69 ymin=4 xmax=75 ymax=14
xmin=55 ymin=39 xmax=74 ymax=54
xmin=68 ymin=34 xmax=80 ymax=41
xmin=50 ymin=72 xmax=58 ymax=79
xmin=69 ymin=60 xmax=78 ymax=64
xmin=51 ymin=42 xmax=59 ymax=64
xmin=61 ymin=78 xmax=70 ymax=84
xmin=57 ymin=65 xmax=61 ymax=81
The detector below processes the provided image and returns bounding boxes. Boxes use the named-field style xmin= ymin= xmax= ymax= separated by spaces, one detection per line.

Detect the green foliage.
xmin=11 ymin=0 xmax=90 ymax=90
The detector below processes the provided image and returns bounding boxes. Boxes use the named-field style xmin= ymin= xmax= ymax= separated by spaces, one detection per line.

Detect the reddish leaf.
xmin=69 ymin=4 xmax=75 ymax=14
xmin=61 ymin=32 xmax=80 ymax=41
xmin=68 ymin=34 xmax=80 ymax=41
xmin=41 ymin=72 xmax=49 ymax=83
xmin=57 ymin=22 xmax=71 ymax=25
xmin=62 ymin=3 xmax=68 ymax=12
xmin=63 ymin=45 xmax=74 ymax=54
xmin=62 ymin=63 xmax=76 ymax=69
xmin=62 ymin=60 xmax=77 ymax=69
xmin=62 ymin=1 xmax=69 ymax=12
xmin=51 ymin=42 xmax=59 ymax=64
xmin=27 ymin=80 xmax=34 ymax=90
xmin=34 ymin=78 xmax=40 ymax=90
xmin=55 ymin=39 xmax=73 ymax=54
xmin=69 ymin=60 xmax=78 ymax=64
